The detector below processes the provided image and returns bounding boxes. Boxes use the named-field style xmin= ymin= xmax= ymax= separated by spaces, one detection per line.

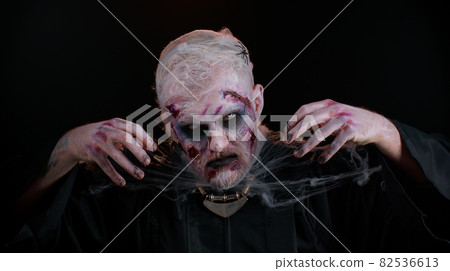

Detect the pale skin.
xmin=13 ymin=118 xmax=157 ymax=215
xmin=12 ymin=71 xmax=427 ymax=216
xmin=286 ymin=99 xmax=427 ymax=183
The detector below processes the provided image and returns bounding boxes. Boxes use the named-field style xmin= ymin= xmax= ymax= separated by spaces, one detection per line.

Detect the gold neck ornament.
xmin=197 ymin=185 xmax=250 ymax=218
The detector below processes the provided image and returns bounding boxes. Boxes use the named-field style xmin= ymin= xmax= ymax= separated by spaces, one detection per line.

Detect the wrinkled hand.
xmin=286 ymin=99 xmax=390 ymax=163
xmin=66 ymin=118 xmax=157 ymax=186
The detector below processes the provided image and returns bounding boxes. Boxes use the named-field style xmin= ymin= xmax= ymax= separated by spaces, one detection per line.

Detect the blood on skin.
xmin=230 ymin=160 xmax=241 ymax=171
xmin=208 ymin=170 xmax=217 ymax=179
xmin=102 ymin=122 xmax=114 ymax=127
xmin=166 ymin=104 xmax=180 ymax=119
xmin=223 ymin=90 xmax=251 ymax=109
xmin=208 ymin=136 xmax=213 ymax=146
xmin=201 ymin=105 xmax=210 ymax=115
xmin=214 ymin=105 xmax=223 ymax=115
xmin=249 ymin=130 xmax=256 ymax=150
xmin=330 ymin=109 xmax=352 ymax=118
xmin=188 ymin=146 xmax=199 ymax=158
xmin=339 ymin=111 xmax=352 ymax=117
xmin=327 ymin=100 xmax=338 ymax=106
xmin=94 ymin=130 xmax=108 ymax=142
xmin=87 ymin=144 xmax=102 ymax=155
xmin=343 ymin=120 xmax=355 ymax=131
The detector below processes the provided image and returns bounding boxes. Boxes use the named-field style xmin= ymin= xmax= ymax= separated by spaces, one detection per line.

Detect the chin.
xmin=208 ymin=169 xmax=245 ymax=190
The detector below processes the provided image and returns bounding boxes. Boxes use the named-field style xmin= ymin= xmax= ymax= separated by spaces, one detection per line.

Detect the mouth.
xmin=206 ymin=154 xmax=238 ymax=170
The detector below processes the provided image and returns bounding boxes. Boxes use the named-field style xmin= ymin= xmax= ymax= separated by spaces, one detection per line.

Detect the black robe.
xmin=2 ymin=121 xmax=450 ymax=252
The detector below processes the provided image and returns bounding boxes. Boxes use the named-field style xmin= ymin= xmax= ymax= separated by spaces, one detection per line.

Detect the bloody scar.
xmin=223 ymin=90 xmax=251 ymax=109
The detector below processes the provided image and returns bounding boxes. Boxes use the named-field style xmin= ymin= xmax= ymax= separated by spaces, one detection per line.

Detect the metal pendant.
xmin=203 ymin=195 xmax=248 ymax=218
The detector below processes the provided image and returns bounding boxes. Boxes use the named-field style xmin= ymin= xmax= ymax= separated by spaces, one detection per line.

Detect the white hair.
xmin=155 ymin=28 xmax=253 ymax=103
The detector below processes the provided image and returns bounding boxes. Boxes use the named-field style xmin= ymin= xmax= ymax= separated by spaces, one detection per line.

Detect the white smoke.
xmin=84 ymin=129 xmax=382 ymax=208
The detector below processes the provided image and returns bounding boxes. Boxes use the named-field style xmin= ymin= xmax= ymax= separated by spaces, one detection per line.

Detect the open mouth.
xmin=206 ymin=154 xmax=238 ymax=169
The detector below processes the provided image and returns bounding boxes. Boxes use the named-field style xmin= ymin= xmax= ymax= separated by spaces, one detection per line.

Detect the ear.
xmin=251 ymin=83 xmax=264 ymax=118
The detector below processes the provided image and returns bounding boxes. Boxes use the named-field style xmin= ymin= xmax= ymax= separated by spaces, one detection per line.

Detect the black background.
xmin=1 ymin=0 xmax=449 ymax=197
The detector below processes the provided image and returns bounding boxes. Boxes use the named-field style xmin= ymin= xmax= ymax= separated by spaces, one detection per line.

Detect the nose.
xmin=208 ymin=132 xmax=229 ymax=152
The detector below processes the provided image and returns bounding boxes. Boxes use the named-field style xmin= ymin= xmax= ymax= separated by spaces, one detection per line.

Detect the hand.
xmin=66 ymin=118 xmax=157 ymax=186
xmin=286 ymin=99 xmax=390 ymax=163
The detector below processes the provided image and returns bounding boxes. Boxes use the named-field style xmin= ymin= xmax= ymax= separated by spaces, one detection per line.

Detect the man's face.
xmin=162 ymin=70 xmax=262 ymax=189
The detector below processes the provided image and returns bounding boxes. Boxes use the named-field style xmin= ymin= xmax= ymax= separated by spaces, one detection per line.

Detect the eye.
xmin=223 ymin=113 xmax=236 ymax=121
xmin=180 ymin=124 xmax=208 ymax=140
xmin=222 ymin=112 xmax=243 ymax=130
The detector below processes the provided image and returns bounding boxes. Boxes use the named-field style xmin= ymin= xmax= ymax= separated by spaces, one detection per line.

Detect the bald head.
xmin=155 ymin=28 xmax=254 ymax=106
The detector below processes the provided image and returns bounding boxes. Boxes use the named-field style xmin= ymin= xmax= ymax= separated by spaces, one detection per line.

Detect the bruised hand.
xmin=66 ymin=118 xmax=157 ymax=186
xmin=286 ymin=99 xmax=393 ymax=163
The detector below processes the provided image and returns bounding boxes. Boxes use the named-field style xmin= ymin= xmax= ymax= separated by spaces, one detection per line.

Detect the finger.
xmin=108 ymin=118 xmax=157 ymax=152
xmin=115 ymin=142 xmax=125 ymax=152
xmin=318 ymin=125 xmax=354 ymax=164
xmin=286 ymin=99 xmax=336 ymax=131
xmin=113 ymin=130 xmax=151 ymax=167
xmin=287 ymin=103 xmax=347 ymax=143
xmin=287 ymin=111 xmax=330 ymax=143
xmin=103 ymin=143 xmax=145 ymax=180
xmin=96 ymin=125 xmax=151 ymax=166
xmin=294 ymin=116 xmax=347 ymax=158
xmin=87 ymin=144 xmax=126 ymax=186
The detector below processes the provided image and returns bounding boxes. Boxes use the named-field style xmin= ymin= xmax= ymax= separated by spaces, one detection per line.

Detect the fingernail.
xmin=120 ymin=179 xmax=126 ymax=186
xmin=143 ymin=158 xmax=150 ymax=166
xmin=147 ymin=144 xmax=153 ymax=151
xmin=284 ymin=124 xmax=290 ymax=134
xmin=136 ymin=170 xmax=144 ymax=179
xmin=294 ymin=148 xmax=303 ymax=158
xmin=318 ymin=156 xmax=326 ymax=164
xmin=287 ymin=133 xmax=294 ymax=143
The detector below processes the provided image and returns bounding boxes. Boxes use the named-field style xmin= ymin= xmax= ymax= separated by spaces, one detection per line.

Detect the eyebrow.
xmin=222 ymin=90 xmax=251 ymax=109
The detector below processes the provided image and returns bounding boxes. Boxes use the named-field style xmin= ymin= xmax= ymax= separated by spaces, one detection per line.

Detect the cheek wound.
xmin=230 ymin=160 xmax=241 ymax=171
xmin=188 ymin=146 xmax=199 ymax=159
xmin=249 ymin=131 xmax=256 ymax=150
xmin=208 ymin=170 xmax=218 ymax=179
xmin=240 ymin=128 xmax=256 ymax=149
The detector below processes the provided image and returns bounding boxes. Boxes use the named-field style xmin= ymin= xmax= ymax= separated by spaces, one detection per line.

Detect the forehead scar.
xmin=223 ymin=90 xmax=251 ymax=109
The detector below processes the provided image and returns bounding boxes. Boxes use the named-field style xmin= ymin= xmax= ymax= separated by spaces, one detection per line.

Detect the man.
xmin=4 ymin=28 xmax=450 ymax=252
